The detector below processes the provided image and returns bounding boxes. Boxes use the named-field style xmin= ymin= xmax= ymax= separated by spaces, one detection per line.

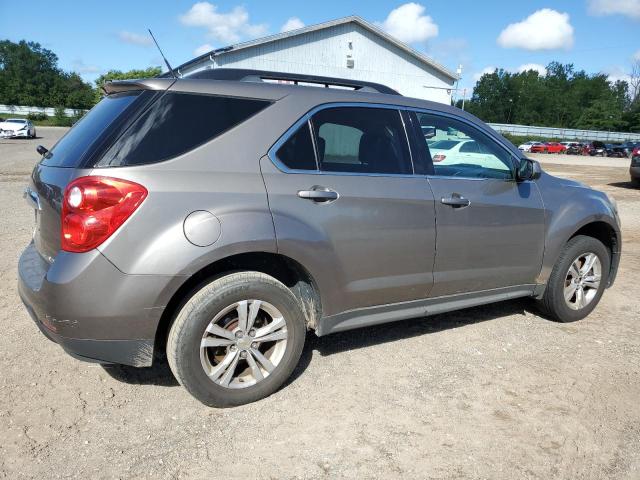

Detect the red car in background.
xmin=548 ymin=142 xmax=568 ymax=154
xmin=530 ymin=142 xmax=567 ymax=154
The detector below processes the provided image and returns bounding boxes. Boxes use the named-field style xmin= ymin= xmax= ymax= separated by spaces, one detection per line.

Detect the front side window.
xmin=415 ymin=112 xmax=514 ymax=180
xmin=97 ymin=93 xmax=270 ymax=167
xmin=311 ymin=107 xmax=412 ymax=175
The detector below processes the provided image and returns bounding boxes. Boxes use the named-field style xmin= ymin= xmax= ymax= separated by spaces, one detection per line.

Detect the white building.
xmin=176 ymin=16 xmax=459 ymax=104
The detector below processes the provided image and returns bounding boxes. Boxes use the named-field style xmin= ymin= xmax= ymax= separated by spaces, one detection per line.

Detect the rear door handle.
xmin=298 ymin=186 xmax=339 ymax=203
xmin=441 ymin=194 xmax=470 ymax=208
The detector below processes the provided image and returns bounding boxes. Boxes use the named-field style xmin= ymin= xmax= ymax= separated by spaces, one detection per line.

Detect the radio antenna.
xmin=148 ymin=29 xmax=177 ymax=78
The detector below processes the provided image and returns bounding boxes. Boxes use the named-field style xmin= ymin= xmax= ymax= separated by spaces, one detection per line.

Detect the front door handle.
xmin=441 ymin=194 xmax=470 ymax=208
xmin=298 ymin=186 xmax=339 ymax=203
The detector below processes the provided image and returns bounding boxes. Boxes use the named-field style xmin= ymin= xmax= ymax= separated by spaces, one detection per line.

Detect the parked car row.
xmin=518 ymin=140 xmax=639 ymax=158
xmin=0 ymin=118 xmax=37 ymax=138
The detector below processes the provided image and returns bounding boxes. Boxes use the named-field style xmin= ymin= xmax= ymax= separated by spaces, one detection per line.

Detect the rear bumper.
xmin=18 ymin=241 xmax=184 ymax=366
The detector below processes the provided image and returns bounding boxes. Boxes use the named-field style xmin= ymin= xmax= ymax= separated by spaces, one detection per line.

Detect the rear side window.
xmin=275 ymin=122 xmax=317 ymax=170
xmin=97 ymin=93 xmax=270 ymax=167
xmin=41 ymin=91 xmax=149 ymax=167
xmin=311 ymin=107 xmax=412 ymax=175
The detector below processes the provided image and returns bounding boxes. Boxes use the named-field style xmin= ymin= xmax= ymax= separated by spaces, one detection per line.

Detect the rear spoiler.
xmin=101 ymin=78 xmax=175 ymax=95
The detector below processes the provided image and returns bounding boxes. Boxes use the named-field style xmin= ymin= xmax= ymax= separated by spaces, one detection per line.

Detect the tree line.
xmin=0 ymin=39 xmax=160 ymax=113
xmin=462 ymin=62 xmax=640 ymax=133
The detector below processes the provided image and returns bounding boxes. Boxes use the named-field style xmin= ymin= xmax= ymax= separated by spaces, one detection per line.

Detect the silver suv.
xmin=18 ymin=69 xmax=621 ymax=407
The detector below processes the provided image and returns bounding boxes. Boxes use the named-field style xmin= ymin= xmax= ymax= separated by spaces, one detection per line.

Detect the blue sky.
xmin=1 ymin=0 xmax=638 ymax=93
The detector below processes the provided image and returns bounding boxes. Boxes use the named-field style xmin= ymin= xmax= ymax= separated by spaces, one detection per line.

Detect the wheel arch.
xmin=538 ymin=217 xmax=620 ymax=298
xmin=153 ymin=252 xmax=322 ymax=357
xmin=568 ymin=221 xmax=620 ymax=286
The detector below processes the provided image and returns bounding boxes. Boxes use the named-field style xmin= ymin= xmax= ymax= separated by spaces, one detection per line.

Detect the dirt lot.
xmin=1 ymin=128 xmax=639 ymax=479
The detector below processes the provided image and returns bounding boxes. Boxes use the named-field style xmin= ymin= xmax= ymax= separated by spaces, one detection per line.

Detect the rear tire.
xmin=167 ymin=271 xmax=306 ymax=407
xmin=537 ymin=235 xmax=610 ymax=322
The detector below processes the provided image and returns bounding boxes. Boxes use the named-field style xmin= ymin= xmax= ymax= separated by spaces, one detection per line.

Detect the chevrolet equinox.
xmin=18 ymin=69 xmax=621 ymax=407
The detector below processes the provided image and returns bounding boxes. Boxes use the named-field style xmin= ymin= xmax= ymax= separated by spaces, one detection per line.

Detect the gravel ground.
xmin=1 ymin=128 xmax=639 ymax=479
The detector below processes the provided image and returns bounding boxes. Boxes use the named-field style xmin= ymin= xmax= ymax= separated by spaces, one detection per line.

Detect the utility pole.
xmin=454 ymin=64 xmax=463 ymax=105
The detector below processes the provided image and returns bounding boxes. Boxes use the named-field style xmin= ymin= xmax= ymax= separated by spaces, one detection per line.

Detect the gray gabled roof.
xmin=176 ymin=15 xmax=459 ymax=81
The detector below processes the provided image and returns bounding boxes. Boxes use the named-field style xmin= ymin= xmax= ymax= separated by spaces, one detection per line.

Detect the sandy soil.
xmin=1 ymin=128 xmax=639 ymax=479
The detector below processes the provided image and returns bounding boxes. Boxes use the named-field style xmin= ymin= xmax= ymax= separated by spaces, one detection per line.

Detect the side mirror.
xmin=517 ymin=158 xmax=541 ymax=181
xmin=36 ymin=145 xmax=49 ymax=157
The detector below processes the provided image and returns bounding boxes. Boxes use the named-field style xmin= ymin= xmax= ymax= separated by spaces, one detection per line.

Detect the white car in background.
xmin=518 ymin=141 xmax=540 ymax=152
xmin=429 ymin=139 xmax=508 ymax=171
xmin=0 ymin=118 xmax=36 ymax=138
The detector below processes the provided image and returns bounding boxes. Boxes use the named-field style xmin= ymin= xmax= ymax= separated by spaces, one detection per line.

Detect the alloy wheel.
xmin=563 ymin=252 xmax=602 ymax=310
xmin=199 ymin=300 xmax=288 ymax=389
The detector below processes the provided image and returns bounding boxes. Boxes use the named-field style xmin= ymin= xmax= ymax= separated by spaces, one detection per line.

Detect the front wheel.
xmin=537 ymin=235 xmax=610 ymax=322
xmin=167 ymin=272 xmax=307 ymax=407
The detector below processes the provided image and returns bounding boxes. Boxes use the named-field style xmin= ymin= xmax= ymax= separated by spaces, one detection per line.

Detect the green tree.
xmin=465 ymin=61 xmax=638 ymax=132
xmin=0 ymin=39 xmax=94 ymax=109
xmin=94 ymin=67 xmax=162 ymax=102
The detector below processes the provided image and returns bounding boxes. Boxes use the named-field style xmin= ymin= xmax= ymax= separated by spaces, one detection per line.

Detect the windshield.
xmin=5 ymin=119 xmax=26 ymax=124
xmin=40 ymin=90 xmax=154 ymax=167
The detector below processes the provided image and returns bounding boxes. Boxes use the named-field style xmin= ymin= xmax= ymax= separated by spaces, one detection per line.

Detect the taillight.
xmin=61 ymin=176 xmax=147 ymax=253
xmin=433 ymin=154 xmax=446 ymax=162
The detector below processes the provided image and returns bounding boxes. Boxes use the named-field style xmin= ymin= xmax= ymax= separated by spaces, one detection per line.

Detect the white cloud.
xmin=72 ymin=59 xmax=101 ymax=74
xmin=193 ymin=43 xmax=214 ymax=56
xmin=118 ymin=31 xmax=152 ymax=46
xmin=179 ymin=2 xmax=268 ymax=44
xmin=473 ymin=66 xmax=496 ymax=81
xmin=497 ymin=9 xmax=574 ymax=50
xmin=280 ymin=17 xmax=304 ymax=33
xmin=605 ymin=66 xmax=631 ymax=84
xmin=517 ymin=63 xmax=547 ymax=76
xmin=377 ymin=3 xmax=439 ymax=44
xmin=588 ymin=0 xmax=640 ymax=19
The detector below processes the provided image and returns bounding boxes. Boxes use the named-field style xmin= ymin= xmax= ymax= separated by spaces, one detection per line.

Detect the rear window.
xmin=96 ymin=92 xmax=270 ymax=167
xmin=41 ymin=91 xmax=152 ymax=168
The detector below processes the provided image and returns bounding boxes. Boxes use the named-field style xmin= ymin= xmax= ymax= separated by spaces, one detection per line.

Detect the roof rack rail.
xmin=186 ymin=68 xmax=400 ymax=95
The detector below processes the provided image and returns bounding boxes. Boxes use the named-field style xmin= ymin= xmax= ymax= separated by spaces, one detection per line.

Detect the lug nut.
xmin=240 ymin=351 xmax=247 ymax=359
xmin=235 ymin=330 xmax=244 ymax=338
xmin=251 ymin=342 xmax=258 ymax=349
xmin=249 ymin=329 xmax=256 ymax=337
xmin=230 ymin=345 xmax=237 ymax=351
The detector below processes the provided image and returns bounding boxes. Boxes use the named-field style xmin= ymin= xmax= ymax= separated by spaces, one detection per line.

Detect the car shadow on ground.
xmin=101 ymin=355 xmax=180 ymax=387
xmin=287 ymin=298 xmax=535 ymax=386
xmin=609 ymin=181 xmax=638 ymax=190
xmin=102 ymin=298 xmax=535 ymax=389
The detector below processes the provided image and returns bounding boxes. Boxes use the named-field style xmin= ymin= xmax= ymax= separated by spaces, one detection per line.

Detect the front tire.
xmin=167 ymin=271 xmax=306 ymax=407
xmin=537 ymin=235 xmax=610 ymax=322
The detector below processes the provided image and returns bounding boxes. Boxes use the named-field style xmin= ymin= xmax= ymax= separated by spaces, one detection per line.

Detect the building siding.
xmin=182 ymin=23 xmax=455 ymax=104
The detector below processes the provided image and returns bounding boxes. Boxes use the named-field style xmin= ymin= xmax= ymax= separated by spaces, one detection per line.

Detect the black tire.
xmin=167 ymin=271 xmax=306 ymax=407
xmin=537 ymin=235 xmax=610 ymax=322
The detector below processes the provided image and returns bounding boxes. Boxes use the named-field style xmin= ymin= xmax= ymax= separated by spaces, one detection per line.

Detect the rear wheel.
xmin=167 ymin=271 xmax=306 ymax=407
xmin=537 ymin=235 xmax=609 ymax=322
